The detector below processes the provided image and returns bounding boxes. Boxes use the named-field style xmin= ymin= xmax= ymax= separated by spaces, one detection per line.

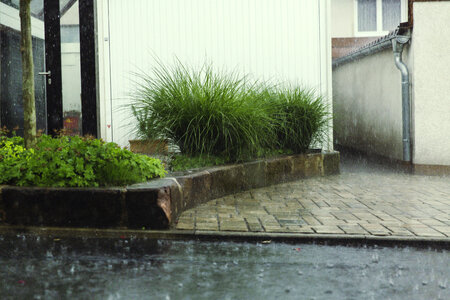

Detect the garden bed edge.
xmin=0 ymin=151 xmax=339 ymax=229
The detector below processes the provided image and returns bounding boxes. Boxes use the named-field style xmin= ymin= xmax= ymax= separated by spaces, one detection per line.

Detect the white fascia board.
xmin=94 ymin=0 xmax=112 ymax=141
xmin=0 ymin=3 xmax=45 ymax=40
xmin=319 ymin=0 xmax=333 ymax=151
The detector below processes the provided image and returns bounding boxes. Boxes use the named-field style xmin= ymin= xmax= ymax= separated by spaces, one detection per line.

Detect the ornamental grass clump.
xmin=131 ymin=60 xmax=277 ymax=161
xmin=270 ymin=87 xmax=330 ymax=153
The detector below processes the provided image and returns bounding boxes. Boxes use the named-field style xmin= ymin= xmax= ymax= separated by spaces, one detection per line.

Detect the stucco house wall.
xmin=331 ymin=0 xmax=354 ymax=38
xmin=333 ymin=1 xmax=450 ymax=170
xmin=411 ymin=1 xmax=450 ymax=166
xmin=333 ymin=47 xmax=408 ymax=161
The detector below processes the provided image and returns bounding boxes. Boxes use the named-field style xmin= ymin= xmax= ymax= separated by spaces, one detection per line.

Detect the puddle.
xmin=0 ymin=236 xmax=448 ymax=299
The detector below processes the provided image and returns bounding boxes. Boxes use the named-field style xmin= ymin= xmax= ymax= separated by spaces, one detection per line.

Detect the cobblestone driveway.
xmin=176 ymin=159 xmax=450 ymax=238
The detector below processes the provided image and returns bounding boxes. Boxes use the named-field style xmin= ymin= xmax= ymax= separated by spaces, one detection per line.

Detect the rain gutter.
xmin=332 ymin=30 xmax=399 ymax=69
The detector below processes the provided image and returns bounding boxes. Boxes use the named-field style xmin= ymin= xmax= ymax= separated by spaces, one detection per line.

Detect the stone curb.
xmin=0 ymin=226 xmax=448 ymax=249
xmin=0 ymin=151 xmax=339 ymax=230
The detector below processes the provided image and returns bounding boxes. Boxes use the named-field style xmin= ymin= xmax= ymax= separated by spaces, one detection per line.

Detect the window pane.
xmin=383 ymin=0 xmax=401 ymax=31
xmin=358 ymin=0 xmax=377 ymax=32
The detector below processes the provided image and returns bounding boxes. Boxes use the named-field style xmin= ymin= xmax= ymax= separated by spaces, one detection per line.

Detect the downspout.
xmin=392 ymin=33 xmax=411 ymax=162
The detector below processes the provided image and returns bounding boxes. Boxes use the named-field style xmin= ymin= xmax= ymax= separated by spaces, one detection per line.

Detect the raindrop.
xmin=389 ymin=278 xmax=394 ymax=287
xmin=26 ymin=265 xmax=35 ymax=272
xmin=371 ymin=253 xmax=379 ymax=263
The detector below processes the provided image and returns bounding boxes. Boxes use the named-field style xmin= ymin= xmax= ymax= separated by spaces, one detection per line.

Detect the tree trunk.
xmin=19 ymin=0 xmax=37 ymax=148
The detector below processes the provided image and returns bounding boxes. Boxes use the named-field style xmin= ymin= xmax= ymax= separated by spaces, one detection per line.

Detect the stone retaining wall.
xmin=0 ymin=152 xmax=339 ymax=229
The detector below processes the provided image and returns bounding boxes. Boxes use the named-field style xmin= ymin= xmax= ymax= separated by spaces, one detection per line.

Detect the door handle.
xmin=39 ymin=71 xmax=52 ymax=84
xmin=39 ymin=71 xmax=51 ymax=76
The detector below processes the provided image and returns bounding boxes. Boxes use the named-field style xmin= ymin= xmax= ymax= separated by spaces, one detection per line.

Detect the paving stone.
xmin=279 ymin=225 xmax=313 ymax=233
xmin=264 ymin=225 xmax=285 ymax=233
xmin=260 ymin=221 xmax=281 ymax=228
xmin=277 ymin=219 xmax=305 ymax=226
xmin=220 ymin=222 xmax=248 ymax=232
xmin=244 ymin=216 xmax=259 ymax=223
xmin=432 ymin=226 xmax=450 ymax=237
xmin=338 ymin=225 xmax=368 ymax=235
xmin=295 ymin=226 xmax=315 ymax=233
xmin=360 ymin=224 xmax=391 ymax=236
xmin=315 ymin=218 xmax=347 ymax=226
xmin=416 ymin=218 xmax=447 ymax=226
xmin=331 ymin=213 xmax=360 ymax=221
xmin=384 ymin=226 xmax=415 ymax=236
xmin=176 ymin=222 xmax=195 ymax=230
xmin=312 ymin=225 xmax=345 ymax=234
xmin=302 ymin=216 xmax=322 ymax=226
xmin=247 ymin=222 xmax=264 ymax=232
xmin=407 ymin=226 xmax=446 ymax=237
xmin=195 ymin=217 xmax=218 ymax=223
xmin=380 ymin=221 xmax=405 ymax=227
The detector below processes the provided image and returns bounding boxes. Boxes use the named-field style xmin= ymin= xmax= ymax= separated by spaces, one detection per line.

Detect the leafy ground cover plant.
xmin=0 ymin=134 xmax=166 ymax=187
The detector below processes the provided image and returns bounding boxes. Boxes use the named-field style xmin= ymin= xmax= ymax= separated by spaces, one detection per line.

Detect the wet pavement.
xmin=0 ymin=236 xmax=449 ymax=300
xmin=176 ymin=153 xmax=450 ymax=240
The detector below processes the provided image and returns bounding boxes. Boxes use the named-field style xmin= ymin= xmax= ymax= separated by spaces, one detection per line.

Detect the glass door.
xmin=60 ymin=0 xmax=82 ymax=135
xmin=42 ymin=0 xmax=82 ymax=135
xmin=43 ymin=0 xmax=97 ymax=137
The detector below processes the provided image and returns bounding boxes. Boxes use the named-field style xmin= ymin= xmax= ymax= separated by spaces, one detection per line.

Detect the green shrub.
xmin=131 ymin=59 xmax=330 ymax=161
xmin=0 ymin=134 xmax=166 ymax=187
xmin=270 ymin=87 xmax=330 ymax=153
xmin=131 ymin=60 xmax=277 ymax=161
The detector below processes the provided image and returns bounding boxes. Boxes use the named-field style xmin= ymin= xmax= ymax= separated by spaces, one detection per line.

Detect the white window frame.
xmin=354 ymin=0 xmax=408 ymax=37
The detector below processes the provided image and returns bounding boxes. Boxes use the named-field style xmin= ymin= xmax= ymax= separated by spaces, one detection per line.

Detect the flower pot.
xmin=129 ymin=139 xmax=169 ymax=155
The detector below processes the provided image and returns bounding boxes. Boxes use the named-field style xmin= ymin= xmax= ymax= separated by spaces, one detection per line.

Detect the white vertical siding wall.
xmin=98 ymin=0 xmax=332 ymax=148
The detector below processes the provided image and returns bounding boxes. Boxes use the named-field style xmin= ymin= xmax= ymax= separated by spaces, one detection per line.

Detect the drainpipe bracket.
xmin=395 ymin=35 xmax=410 ymax=44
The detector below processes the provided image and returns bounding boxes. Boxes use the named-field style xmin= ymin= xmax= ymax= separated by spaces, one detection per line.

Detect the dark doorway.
xmin=43 ymin=0 xmax=97 ymax=137
xmin=0 ymin=0 xmax=97 ymax=137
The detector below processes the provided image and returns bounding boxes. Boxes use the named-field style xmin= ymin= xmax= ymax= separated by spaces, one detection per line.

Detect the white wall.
xmin=411 ymin=2 xmax=450 ymax=166
xmin=97 ymin=0 xmax=332 ymax=149
xmin=333 ymin=47 xmax=406 ymax=160
xmin=331 ymin=0 xmax=354 ymax=37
